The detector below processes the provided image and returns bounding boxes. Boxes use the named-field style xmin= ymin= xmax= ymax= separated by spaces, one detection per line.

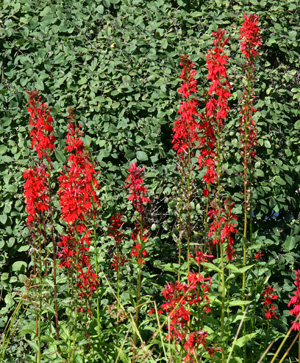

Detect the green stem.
xmin=217 ymin=121 xmax=225 ymax=363
xmin=46 ymin=151 xmax=59 ymax=341
xmin=177 ymin=156 xmax=185 ymax=282
xmin=133 ymin=215 xmax=144 ymax=353
xmin=93 ymin=217 xmax=102 ymax=353
xmin=187 ymin=147 xmax=192 ymax=275
xmin=204 ymin=187 xmax=209 ymax=254
xmin=38 ymin=231 xmax=43 ymax=363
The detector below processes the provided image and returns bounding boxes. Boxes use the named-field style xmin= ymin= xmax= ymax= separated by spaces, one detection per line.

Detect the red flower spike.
xmin=207 ymin=200 xmax=238 ymax=260
xmin=23 ymin=165 xmax=50 ymax=224
xmin=198 ymin=29 xmax=231 ymax=187
xmin=240 ymin=14 xmax=262 ymax=60
xmin=125 ymin=162 xmax=150 ymax=215
xmin=130 ymin=225 xmax=149 ymax=265
xmin=288 ymin=270 xmax=300 ymax=330
xmin=109 ymin=212 xmax=127 ymax=274
xmin=239 ymin=14 xmax=261 ymax=168
xmin=173 ymin=55 xmax=200 ymax=154
xmin=26 ymin=91 xmax=56 ymax=160
xmin=262 ymin=286 xmax=278 ymax=320
xmin=58 ymin=113 xmax=100 ymax=224
xmin=57 ymin=108 xmax=100 ymax=313
xmin=157 ymin=274 xmax=212 ymax=349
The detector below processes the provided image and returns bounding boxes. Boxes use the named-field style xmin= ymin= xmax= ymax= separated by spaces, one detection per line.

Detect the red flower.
xmin=58 ymin=112 xmax=100 ymax=224
xmin=240 ymin=14 xmax=262 ymax=60
xmin=198 ymin=29 xmax=231 ymax=187
xmin=125 ymin=162 xmax=150 ymax=215
xmin=288 ymin=270 xmax=300 ymax=330
xmin=158 ymin=275 xmax=211 ymax=343
xmin=130 ymin=226 xmax=149 ymax=265
xmin=239 ymin=14 xmax=261 ymax=168
xmin=26 ymin=91 xmax=56 ymax=160
xmin=254 ymin=250 xmax=264 ymax=260
xmin=57 ymin=108 xmax=100 ymax=312
xmin=109 ymin=212 xmax=127 ymax=274
xmin=23 ymin=165 xmax=50 ymax=224
xmin=178 ymin=55 xmax=198 ymax=98
xmin=183 ymin=331 xmax=208 ymax=363
xmin=262 ymin=286 xmax=278 ymax=320
xmin=190 ymin=246 xmax=214 ymax=267
xmin=173 ymin=55 xmax=200 ymax=154
xmin=207 ymin=200 xmax=238 ymax=260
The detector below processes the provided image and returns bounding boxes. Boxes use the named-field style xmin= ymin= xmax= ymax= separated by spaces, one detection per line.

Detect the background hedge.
xmin=0 ymin=0 xmax=299 ymax=346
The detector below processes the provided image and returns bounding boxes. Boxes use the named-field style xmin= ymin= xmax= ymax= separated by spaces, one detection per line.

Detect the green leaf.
xmin=235 ymin=332 xmax=257 ymax=348
xmin=55 ymin=150 xmax=66 ymax=163
xmin=229 ymin=300 xmax=252 ymax=307
xmin=115 ymin=345 xmax=130 ymax=363
xmin=12 ymin=261 xmax=27 ymax=272
xmin=201 ymin=262 xmax=221 ymax=273
xmin=136 ymin=150 xmax=148 ymax=161
xmin=226 ymin=264 xmax=254 ymax=274
xmin=255 ymin=169 xmax=264 ymax=177
xmin=0 ymin=214 xmax=7 ymax=225
xmin=275 ymin=176 xmax=286 ymax=186
xmin=289 ymin=236 xmax=296 ymax=251
xmin=0 ymin=145 xmax=7 ymax=154
xmin=35 ymin=78 xmax=44 ymax=91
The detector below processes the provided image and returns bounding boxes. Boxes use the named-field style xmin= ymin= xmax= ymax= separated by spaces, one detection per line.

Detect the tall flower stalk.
xmin=201 ymin=29 xmax=234 ymax=362
xmin=173 ymin=55 xmax=200 ymax=276
xmin=23 ymin=91 xmax=58 ymax=360
xmin=125 ymin=162 xmax=150 ymax=351
xmin=57 ymin=107 xmax=100 ymax=358
xmin=239 ymin=13 xmax=261 ymax=298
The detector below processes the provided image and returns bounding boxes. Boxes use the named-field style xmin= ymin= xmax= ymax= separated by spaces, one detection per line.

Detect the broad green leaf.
xmin=136 ymin=150 xmax=148 ymax=161
xmin=201 ymin=262 xmax=221 ymax=273
xmin=12 ymin=261 xmax=27 ymax=272
xmin=235 ymin=332 xmax=257 ymax=348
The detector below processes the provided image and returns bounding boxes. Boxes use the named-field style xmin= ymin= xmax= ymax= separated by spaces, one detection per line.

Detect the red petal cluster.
xmin=254 ymin=250 xmax=264 ymax=260
xmin=198 ymin=29 xmax=231 ymax=186
xmin=109 ymin=212 xmax=127 ymax=274
xmin=240 ymin=14 xmax=262 ymax=60
xmin=207 ymin=200 xmax=238 ymax=260
xmin=262 ymin=285 xmax=278 ymax=320
xmin=288 ymin=270 xmax=300 ymax=330
xmin=26 ymin=90 xmax=56 ymax=160
xmin=239 ymin=14 xmax=261 ymax=166
xmin=23 ymin=165 xmax=50 ymax=224
xmin=58 ymin=119 xmax=100 ymax=224
xmin=58 ymin=109 xmax=100 ymax=305
xmin=190 ymin=246 xmax=214 ymax=267
xmin=130 ymin=226 xmax=149 ymax=265
xmin=125 ymin=162 xmax=150 ymax=215
xmin=173 ymin=55 xmax=200 ymax=154
xmin=157 ymin=274 xmax=217 ymax=361
xmin=206 ymin=29 xmax=231 ymax=122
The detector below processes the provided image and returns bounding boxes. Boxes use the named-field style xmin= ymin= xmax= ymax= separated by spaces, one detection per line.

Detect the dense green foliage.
xmin=0 ymin=0 xmax=300 ymax=361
